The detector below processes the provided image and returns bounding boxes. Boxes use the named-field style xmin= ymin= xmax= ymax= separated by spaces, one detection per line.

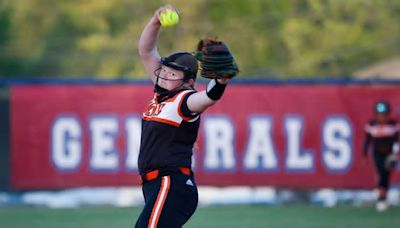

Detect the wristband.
xmin=206 ymin=79 xmax=226 ymax=100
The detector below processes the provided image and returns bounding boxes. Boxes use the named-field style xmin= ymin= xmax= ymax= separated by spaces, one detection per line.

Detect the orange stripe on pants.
xmin=148 ymin=176 xmax=171 ymax=228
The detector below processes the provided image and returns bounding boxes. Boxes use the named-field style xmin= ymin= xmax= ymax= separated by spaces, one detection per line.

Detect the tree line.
xmin=0 ymin=0 xmax=399 ymax=79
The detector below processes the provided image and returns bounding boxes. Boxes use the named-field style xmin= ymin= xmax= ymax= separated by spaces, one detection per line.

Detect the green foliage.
xmin=0 ymin=0 xmax=399 ymax=78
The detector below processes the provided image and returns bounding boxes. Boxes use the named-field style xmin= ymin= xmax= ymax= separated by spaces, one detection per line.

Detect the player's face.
xmin=158 ymin=65 xmax=185 ymax=90
xmin=376 ymin=113 xmax=389 ymax=123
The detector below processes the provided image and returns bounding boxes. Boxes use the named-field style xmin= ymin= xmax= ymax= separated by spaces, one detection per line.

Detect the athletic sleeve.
xmin=363 ymin=132 xmax=372 ymax=157
xmin=363 ymin=121 xmax=373 ymax=157
xmin=179 ymin=91 xmax=199 ymax=119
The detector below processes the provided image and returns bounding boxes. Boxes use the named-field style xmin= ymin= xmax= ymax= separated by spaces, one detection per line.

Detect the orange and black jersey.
xmin=363 ymin=119 xmax=399 ymax=156
xmin=138 ymin=90 xmax=200 ymax=175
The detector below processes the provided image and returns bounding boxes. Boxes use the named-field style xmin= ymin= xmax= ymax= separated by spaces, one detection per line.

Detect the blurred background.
xmin=1 ymin=0 xmax=400 ymax=79
xmin=1 ymin=0 xmax=400 ymax=227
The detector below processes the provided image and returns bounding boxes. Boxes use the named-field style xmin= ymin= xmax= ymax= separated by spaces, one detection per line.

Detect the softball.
xmin=159 ymin=9 xmax=179 ymax=27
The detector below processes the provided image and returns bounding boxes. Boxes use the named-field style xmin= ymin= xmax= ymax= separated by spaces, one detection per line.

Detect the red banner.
xmin=10 ymin=83 xmax=400 ymax=190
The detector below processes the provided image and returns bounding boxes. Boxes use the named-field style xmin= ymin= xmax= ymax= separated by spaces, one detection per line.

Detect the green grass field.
xmin=1 ymin=205 xmax=400 ymax=228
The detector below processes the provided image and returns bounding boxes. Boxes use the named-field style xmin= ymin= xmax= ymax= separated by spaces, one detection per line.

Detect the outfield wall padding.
xmin=10 ymin=83 xmax=400 ymax=190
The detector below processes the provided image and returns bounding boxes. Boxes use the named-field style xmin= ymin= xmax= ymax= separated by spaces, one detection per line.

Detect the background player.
xmin=135 ymin=4 xmax=238 ymax=228
xmin=363 ymin=101 xmax=400 ymax=211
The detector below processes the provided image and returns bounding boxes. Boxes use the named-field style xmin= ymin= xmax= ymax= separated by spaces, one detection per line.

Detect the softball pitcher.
xmin=135 ymin=4 xmax=238 ymax=227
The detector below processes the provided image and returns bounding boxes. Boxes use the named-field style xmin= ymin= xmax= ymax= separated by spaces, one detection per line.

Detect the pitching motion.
xmin=135 ymin=4 xmax=238 ymax=228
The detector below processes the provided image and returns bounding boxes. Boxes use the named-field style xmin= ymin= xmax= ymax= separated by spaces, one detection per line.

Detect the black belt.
xmin=140 ymin=167 xmax=193 ymax=184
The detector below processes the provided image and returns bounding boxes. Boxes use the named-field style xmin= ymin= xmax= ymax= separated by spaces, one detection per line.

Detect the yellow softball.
xmin=159 ymin=9 xmax=179 ymax=27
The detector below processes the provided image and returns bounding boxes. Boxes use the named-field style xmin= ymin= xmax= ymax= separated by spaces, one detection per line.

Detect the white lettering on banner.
xmin=285 ymin=116 xmax=314 ymax=172
xmin=51 ymin=116 xmax=82 ymax=170
xmin=203 ymin=117 xmax=236 ymax=171
xmin=89 ymin=116 xmax=119 ymax=171
xmin=49 ymin=113 xmax=355 ymax=173
xmin=322 ymin=116 xmax=353 ymax=172
xmin=243 ymin=116 xmax=278 ymax=171
xmin=125 ymin=116 xmax=141 ymax=171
